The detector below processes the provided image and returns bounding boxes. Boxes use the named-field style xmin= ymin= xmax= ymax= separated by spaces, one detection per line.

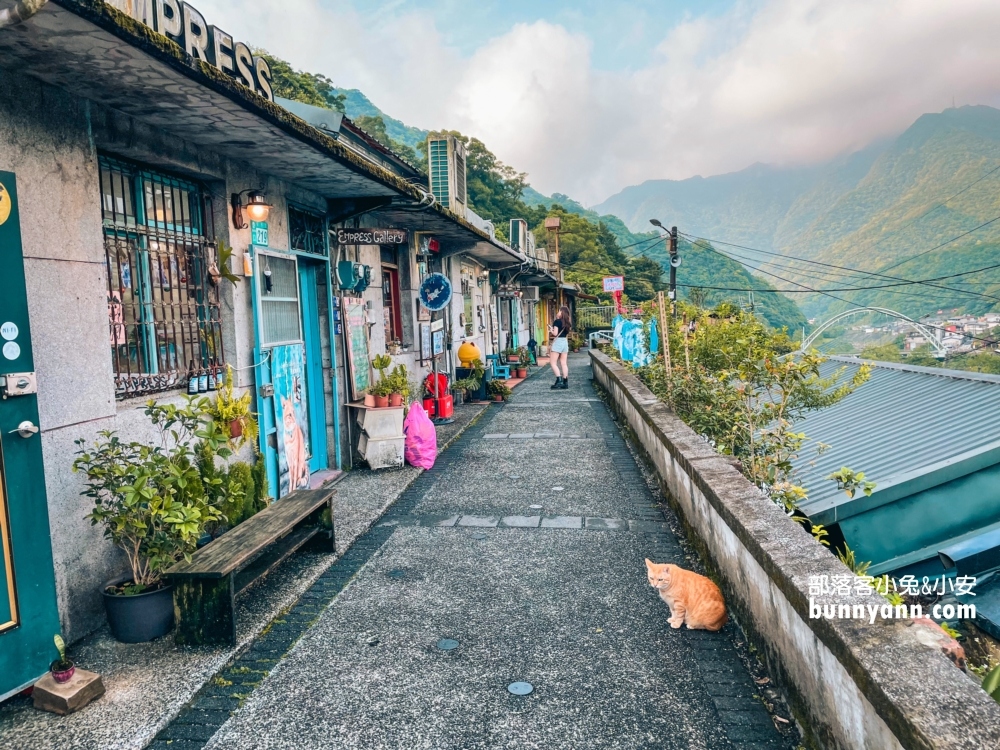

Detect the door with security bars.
xmin=0 ymin=171 xmax=61 ymax=700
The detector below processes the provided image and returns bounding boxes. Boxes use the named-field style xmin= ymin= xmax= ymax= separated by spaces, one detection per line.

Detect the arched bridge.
xmin=800 ymin=307 xmax=947 ymax=358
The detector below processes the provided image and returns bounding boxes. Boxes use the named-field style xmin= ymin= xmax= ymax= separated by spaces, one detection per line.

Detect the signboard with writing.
xmin=343 ymin=296 xmax=371 ymax=400
xmin=336 ymin=228 xmax=408 ymax=246
xmin=603 ymin=276 xmax=624 ymax=292
xmin=105 ymin=0 xmax=273 ymax=100
xmin=251 ymin=221 xmax=269 ymax=247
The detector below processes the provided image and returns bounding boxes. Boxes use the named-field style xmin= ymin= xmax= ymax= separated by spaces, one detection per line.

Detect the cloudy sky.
xmin=197 ymin=0 xmax=1000 ymax=206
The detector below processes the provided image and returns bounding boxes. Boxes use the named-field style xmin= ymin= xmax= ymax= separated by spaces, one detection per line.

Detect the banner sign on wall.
xmin=336 ymin=228 xmax=408 ymax=246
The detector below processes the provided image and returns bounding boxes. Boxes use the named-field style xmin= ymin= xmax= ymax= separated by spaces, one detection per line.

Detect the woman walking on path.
xmin=549 ymin=305 xmax=571 ymax=390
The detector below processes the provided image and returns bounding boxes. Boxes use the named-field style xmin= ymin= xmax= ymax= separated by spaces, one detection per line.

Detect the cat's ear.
xmin=644 ymin=558 xmax=654 ymax=570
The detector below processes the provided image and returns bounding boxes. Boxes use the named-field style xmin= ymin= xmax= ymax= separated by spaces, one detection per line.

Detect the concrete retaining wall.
xmin=590 ymin=350 xmax=1000 ymax=750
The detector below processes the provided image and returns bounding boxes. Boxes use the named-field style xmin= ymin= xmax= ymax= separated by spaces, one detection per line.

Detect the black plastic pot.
xmin=102 ymin=578 xmax=174 ymax=643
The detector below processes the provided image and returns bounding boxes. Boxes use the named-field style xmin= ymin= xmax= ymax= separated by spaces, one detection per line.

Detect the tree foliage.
xmin=255 ymin=51 xmax=346 ymax=112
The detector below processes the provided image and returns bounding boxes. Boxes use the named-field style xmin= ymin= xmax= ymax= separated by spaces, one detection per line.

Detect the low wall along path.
xmin=590 ymin=349 xmax=1000 ymax=750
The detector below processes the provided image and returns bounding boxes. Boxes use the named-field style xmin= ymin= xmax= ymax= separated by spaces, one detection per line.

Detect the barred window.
xmin=288 ymin=205 xmax=327 ymax=256
xmin=100 ymin=155 xmax=224 ymax=399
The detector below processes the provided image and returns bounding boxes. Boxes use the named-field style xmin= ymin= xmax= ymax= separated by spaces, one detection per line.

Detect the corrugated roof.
xmin=794 ymin=356 xmax=1000 ymax=523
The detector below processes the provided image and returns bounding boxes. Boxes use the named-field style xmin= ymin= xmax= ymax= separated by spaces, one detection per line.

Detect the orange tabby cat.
xmin=645 ymin=559 xmax=727 ymax=632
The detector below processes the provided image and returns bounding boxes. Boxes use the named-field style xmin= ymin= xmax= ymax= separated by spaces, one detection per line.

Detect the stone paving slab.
xmin=205 ymin=529 xmax=735 ymax=750
xmin=192 ymin=356 xmax=790 ymax=750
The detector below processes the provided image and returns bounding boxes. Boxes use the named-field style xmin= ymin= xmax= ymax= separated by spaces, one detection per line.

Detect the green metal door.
xmin=0 ymin=172 xmax=61 ymax=700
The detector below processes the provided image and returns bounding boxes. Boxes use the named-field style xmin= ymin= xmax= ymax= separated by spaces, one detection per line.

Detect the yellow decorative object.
xmin=457 ymin=341 xmax=482 ymax=368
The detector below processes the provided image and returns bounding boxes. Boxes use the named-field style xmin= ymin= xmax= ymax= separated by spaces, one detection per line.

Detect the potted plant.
xmin=210 ymin=365 xmax=258 ymax=447
xmin=50 ymin=634 xmax=75 ymax=684
xmin=488 ymin=380 xmax=511 ymax=402
xmin=362 ymin=388 xmax=375 ymax=408
xmin=73 ymin=399 xmax=226 ymax=643
xmin=387 ymin=364 xmax=409 ymax=407
xmin=504 ymin=347 xmax=520 ymax=364
xmin=371 ymin=379 xmax=391 ymax=408
xmin=514 ymin=349 xmax=529 ymax=378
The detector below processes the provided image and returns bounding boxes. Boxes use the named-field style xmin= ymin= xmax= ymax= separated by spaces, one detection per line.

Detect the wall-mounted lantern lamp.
xmin=231 ymin=189 xmax=272 ymax=229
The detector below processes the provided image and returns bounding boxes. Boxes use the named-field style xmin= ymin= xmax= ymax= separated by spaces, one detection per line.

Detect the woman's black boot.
xmin=550 ymin=377 xmax=563 ymax=390
xmin=559 ymin=375 xmax=569 ymax=389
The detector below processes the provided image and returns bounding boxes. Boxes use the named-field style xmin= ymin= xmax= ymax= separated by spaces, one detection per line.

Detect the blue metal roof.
xmin=793 ymin=356 xmax=1000 ymax=524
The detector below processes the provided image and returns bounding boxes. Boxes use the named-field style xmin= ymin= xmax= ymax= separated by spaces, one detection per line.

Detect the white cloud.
xmin=196 ymin=0 xmax=1000 ymax=206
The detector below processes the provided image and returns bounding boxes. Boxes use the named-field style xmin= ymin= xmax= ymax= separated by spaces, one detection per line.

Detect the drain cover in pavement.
xmin=437 ymin=639 xmax=459 ymax=650
xmin=386 ymin=569 xmax=406 ymax=579
xmin=470 ymin=532 xmax=487 ymax=540
xmin=508 ymin=682 xmax=534 ymax=695
xmin=529 ymin=504 xmax=543 ymax=509
xmin=551 ymin=486 xmax=564 ymax=491
xmin=510 ymin=474 xmax=521 ymax=479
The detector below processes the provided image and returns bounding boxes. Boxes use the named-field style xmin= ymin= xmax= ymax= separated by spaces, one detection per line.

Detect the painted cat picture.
xmin=645 ymin=559 xmax=727 ymax=632
xmin=281 ymin=396 xmax=308 ymax=491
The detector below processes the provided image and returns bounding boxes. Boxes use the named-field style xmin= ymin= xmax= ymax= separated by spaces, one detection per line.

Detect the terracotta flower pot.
xmin=492 ymin=394 xmax=503 ymax=402
xmin=364 ymin=393 xmax=375 ymax=407
xmin=374 ymin=394 xmax=389 ymax=408
xmin=389 ymin=393 xmax=403 ymax=407
xmin=50 ymin=661 xmax=75 ymax=684
xmin=516 ymin=368 xmax=527 ymax=378
xmin=228 ymin=419 xmax=243 ymax=439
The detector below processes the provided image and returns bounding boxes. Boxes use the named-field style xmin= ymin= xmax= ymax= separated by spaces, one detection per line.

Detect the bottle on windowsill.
xmin=207 ymin=358 xmax=217 ymax=391
xmin=187 ymin=360 xmax=199 ymax=395
xmin=198 ymin=364 xmax=209 ymax=393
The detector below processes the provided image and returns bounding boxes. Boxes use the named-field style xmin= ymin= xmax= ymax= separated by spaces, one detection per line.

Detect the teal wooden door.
xmin=0 ymin=172 xmax=61 ymax=700
xmin=299 ymin=260 xmax=328 ymax=474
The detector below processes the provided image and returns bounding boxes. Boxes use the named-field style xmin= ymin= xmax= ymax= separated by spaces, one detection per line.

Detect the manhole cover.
xmin=510 ymin=474 xmax=521 ymax=479
xmin=437 ymin=638 xmax=459 ymax=651
xmin=529 ymin=504 xmax=543 ymax=509
xmin=508 ymin=681 xmax=534 ymax=696
xmin=470 ymin=532 xmax=487 ymax=540
xmin=386 ymin=569 xmax=407 ymax=579
xmin=551 ymin=486 xmax=564 ymax=491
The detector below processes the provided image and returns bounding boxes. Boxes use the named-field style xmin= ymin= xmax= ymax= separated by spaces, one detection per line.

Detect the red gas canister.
xmin=435 ymin=394 xmax=454 ymax=419
xmin=422 ymin=397 xmax=436 ymax=417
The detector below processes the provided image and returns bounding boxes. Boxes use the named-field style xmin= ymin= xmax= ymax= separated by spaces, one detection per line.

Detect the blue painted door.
xmin=299 ymin=260 xmax=328 ymax=474
xmin=0 ymin=172 xmax=61 ymax=700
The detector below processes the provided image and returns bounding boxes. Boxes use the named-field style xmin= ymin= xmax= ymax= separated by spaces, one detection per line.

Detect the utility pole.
xmin=650 ymin=219 xmax=680 ymax=319
xmin=668 ymin=226 xmax=679 ymax=319
xmin=544 ymin=215 xmax=562 ymax=309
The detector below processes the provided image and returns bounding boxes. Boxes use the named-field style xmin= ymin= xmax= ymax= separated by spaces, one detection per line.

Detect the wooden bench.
xmin=164 ymin=487 xmax=335 ymax=646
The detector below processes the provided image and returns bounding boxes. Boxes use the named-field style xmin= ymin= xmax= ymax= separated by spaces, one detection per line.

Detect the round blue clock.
xmin=419 ymin=273 xmax=452 ymax=311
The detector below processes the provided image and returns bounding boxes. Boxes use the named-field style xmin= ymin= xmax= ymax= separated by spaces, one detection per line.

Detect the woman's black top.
xmin=552 ymin=319 xmax=569 ymax=338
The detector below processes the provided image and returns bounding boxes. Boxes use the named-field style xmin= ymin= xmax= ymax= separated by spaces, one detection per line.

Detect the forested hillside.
xmin=260 ymin=52 xmax=805 ymax=330
xmin=595 ymin=106 xmax=1000 ymax=321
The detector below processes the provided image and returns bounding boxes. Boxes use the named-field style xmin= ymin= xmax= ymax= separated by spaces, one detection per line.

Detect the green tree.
xmin=254 ymin=51 xmax=346 ymax=112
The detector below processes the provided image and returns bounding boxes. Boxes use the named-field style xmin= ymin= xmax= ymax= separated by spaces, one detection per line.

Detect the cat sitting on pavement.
xmin=645 ymin=559 xmax=727 ymax=632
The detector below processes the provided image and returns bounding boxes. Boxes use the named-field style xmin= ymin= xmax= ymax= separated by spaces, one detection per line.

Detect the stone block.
xmin=540 ymin=516 xmax=582 ymax=529
xmin=585 ymin=517 xmax=625 ymax=530
xmin=501 ymin=515 xmax=541 ymax=528
xmin=32 ymin=669 xmax=105 ymax=715
xmin=457 ymin=515 xmax=500 ymax=528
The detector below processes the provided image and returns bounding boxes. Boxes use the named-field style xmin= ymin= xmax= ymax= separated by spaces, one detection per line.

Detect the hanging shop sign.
xmin=417 ymin=234 xmax=441 ymax=254
xmin=603 ymin=276 xmax=624 ymax=292
xmin=106 ymin=0 xmax=274 ymax=101
xmin=336 ymin=228 xmax=408 ymax=246
xmin=419 ymin=273 xmax=452 ymax=311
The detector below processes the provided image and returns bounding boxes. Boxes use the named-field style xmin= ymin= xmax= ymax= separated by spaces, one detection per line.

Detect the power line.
xmin=686 ymin=237 xmax=1000 ymax=348
xmin=679 ymin=231 xmax=1000 ymax=304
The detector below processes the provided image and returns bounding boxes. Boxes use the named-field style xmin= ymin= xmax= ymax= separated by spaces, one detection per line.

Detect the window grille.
xmin=289 ymin=206 xmax=327 ymax=256
xmin=455 ymin=150 xmax=467 ymax=205
xmin=258 ymin=253 xmax=302 ymax=346
xmin=100 ymin=155 xmax=223 ymax=399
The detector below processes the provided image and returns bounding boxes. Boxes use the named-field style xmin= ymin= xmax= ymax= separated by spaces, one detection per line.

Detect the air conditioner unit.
xmin=522 ymin=286 xmax=540 ymax=302
xmin=509 ymin=219 xmax=528 ymax=251
xmin=427 ymin=134 xmax=467 ymax=214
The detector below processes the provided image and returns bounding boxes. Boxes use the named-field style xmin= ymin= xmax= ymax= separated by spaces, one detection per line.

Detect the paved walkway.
xmin=153 ymin=356 xmax=792 ymax=750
